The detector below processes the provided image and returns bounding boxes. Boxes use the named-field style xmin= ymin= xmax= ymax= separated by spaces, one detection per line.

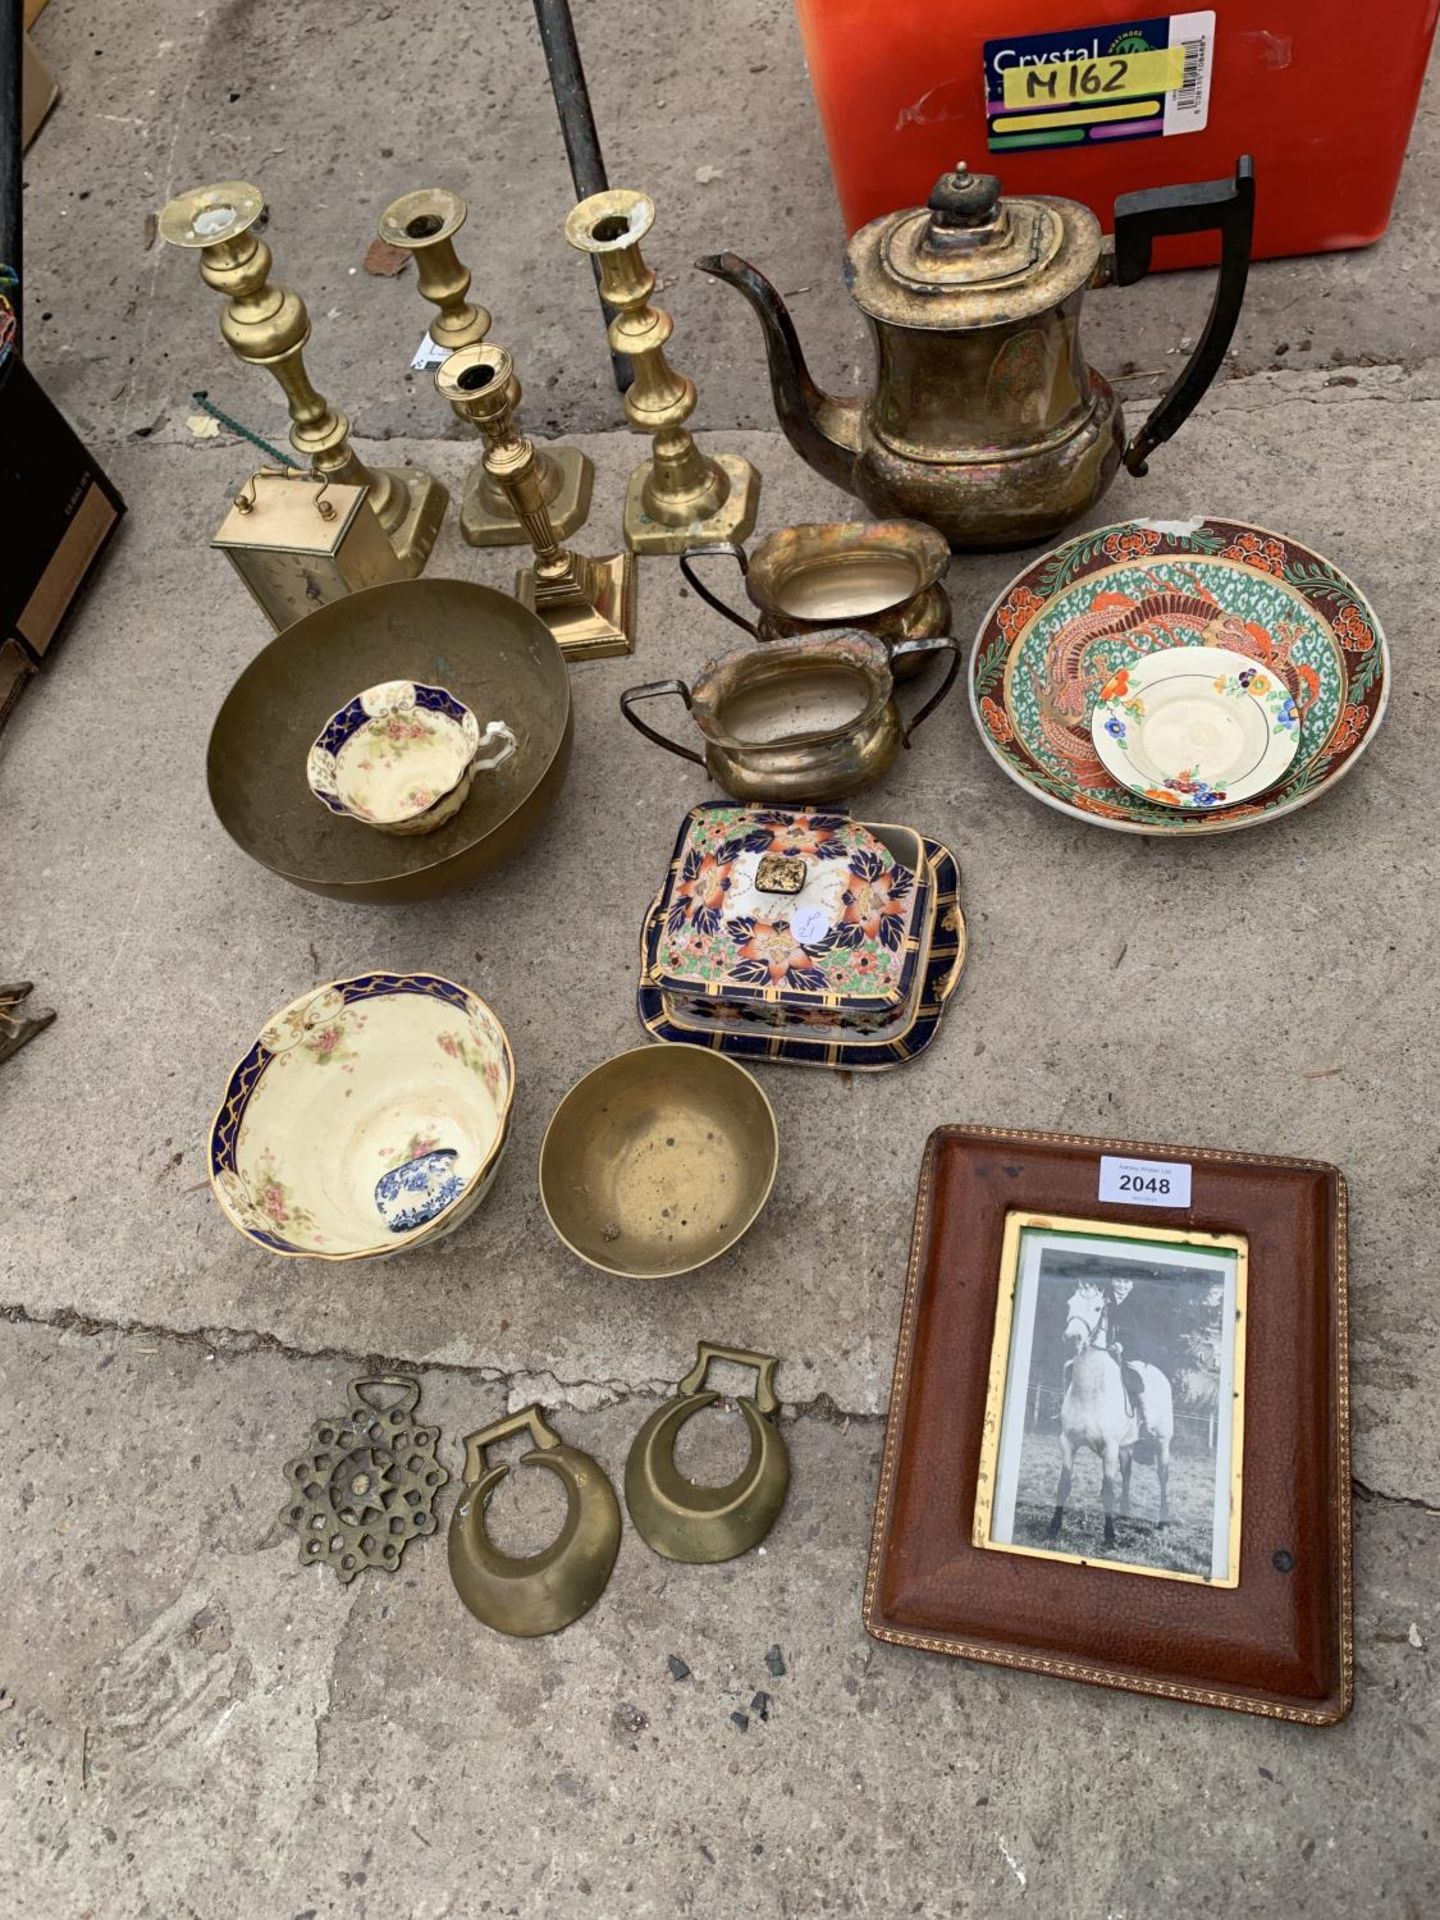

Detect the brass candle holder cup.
xmin=436 ymin=343 xmax=634 ymax=661
xmin=382 ymin=186 xmax=593 ymax=548
xmin=159 ymin=181 xmax=446 ymax=575
xmin=564 ymin=189 xmax=759 ymax=555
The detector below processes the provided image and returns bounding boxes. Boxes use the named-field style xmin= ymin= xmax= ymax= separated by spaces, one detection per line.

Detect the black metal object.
xmin=1114 ymin=155 xmax=1256 ymax=476
xmin=531 ymin=0 xmax=631 ymax=394
xmin=2 ymin=0 xmax=22 ymax=351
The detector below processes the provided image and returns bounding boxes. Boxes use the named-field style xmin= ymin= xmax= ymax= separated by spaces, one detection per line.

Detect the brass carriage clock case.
xmin=212 ymin=468 xmax=405 ymax=630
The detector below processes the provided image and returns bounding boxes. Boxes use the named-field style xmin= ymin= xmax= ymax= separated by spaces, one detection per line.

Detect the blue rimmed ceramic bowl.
xmin=306 ymin=680 xmax=515 ymax=835
xmin=209 ymin=972 xmax=515 ymax=1260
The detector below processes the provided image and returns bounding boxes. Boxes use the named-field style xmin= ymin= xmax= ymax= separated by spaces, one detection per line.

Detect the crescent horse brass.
xmin=447 ymin=1404 xmax=622 ymax=1637
xmin=625 ymin=1344 xmax=790 ymax=1564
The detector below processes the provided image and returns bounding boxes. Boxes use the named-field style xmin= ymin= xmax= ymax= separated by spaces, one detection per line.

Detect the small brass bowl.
xmin=539 ymin=1045 xmax=778 ymax=1279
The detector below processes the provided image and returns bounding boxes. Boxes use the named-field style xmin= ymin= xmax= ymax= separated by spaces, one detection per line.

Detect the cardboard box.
xmin=0 ymin=356 xmax=125 ymax=675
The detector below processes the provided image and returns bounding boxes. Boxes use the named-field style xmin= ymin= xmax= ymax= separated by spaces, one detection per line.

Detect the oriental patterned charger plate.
xmin=1090 ymin=644 xmax=1301 ymax=809
xmin=969 ymin=518 xmax=1388 ymax=834
xmin=638 ymin=838 xmax=966 ymax=1071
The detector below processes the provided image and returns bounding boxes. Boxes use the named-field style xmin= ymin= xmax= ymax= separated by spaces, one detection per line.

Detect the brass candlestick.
xmin=380 ymin=187 xmax=593 ymax=549
xmin=376 ymin=187 xmax=490 ymax=353
xmin=437 ymin=344 xmax=634 ymax=661
xmin=564 ymin=189 xmax=759 ymax=555
xmin=159 ymin=181 xmax=446 ymax=575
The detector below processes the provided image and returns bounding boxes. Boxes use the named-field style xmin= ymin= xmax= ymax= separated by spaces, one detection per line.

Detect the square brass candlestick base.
xmin=374 ymin=465 xmax=450 ymax=575
xmin=624 ymin=452 xmax=760 ymax=555
xmin=516 ymin=550 xmax=636 ymax=661
xmin=460 ymin=444 xmax=594 ymax=548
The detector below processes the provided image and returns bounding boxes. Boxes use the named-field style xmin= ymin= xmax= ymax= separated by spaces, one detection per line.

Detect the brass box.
xmin=213 ymin=470 xmax=406 ymax=631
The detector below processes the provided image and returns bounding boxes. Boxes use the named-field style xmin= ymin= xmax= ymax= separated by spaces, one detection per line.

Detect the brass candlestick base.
xmin=564 ymin=189 xmax=759 ymax=556
xmin=514 ymin=548 xmax=636 ymax=663
xmin=383 ymin=186 xmax=593 ymax=548
xmin=437 ymin=344 xmax=634 ymax=661
xmin=160 ymin=181 xmax=446 ymax=575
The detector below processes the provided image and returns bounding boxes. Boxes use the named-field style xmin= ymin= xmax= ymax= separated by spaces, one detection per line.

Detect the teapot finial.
xmin=927 ymin=163 xmax=1002 ymax=230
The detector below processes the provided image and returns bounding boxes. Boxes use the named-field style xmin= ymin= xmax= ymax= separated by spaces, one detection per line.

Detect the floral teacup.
xmin=306 ymin=680 xmax=516 ymax=836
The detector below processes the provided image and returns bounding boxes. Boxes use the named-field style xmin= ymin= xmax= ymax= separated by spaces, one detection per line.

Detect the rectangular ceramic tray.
xmin=639 ymin=832 xmax=966 ymax=1071
xmin=645 ymin=803 xmax=929 ymax=1031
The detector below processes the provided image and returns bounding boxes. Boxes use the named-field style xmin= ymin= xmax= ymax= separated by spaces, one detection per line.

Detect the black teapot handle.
xmin=620 ymin=680 xmax=705 ymax=766
xmin=1111 ymin=155 xmax=1255 ymax=476
xmin=678 ymin=543 xmax=760 ymax=637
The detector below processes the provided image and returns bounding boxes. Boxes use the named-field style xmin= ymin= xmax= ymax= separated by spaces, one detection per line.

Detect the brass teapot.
xmin=699 ymin=158 xmax=1254 ymax=550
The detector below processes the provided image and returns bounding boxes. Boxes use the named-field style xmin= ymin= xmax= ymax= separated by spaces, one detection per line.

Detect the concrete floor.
xmin=4 ymin=3 xmax=1439 ymax=1916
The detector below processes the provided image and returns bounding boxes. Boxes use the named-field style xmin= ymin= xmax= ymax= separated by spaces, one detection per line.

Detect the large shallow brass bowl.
xmin=209 ymin=580 xmax=573 ymax=903
xmin=539 ymin=1045 xmax=779 ymax=1279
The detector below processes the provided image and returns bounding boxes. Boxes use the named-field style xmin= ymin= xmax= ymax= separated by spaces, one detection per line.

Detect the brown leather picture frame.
xmin=864 ymin=1125 xmax=1353 ymax=1724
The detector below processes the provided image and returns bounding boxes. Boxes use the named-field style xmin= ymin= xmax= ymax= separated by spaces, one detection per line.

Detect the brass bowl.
xmin=539 ymin=1045 xmax=779 ymax=1279
xmin=208 ymin=580 xmax=572 ymax=904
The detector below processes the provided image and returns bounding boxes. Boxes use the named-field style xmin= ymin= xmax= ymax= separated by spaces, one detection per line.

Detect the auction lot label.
xmin=983 ymin=12 xmax=1214 ymax=151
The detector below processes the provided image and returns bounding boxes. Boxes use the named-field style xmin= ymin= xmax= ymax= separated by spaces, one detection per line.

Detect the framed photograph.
xmin=973 ymin=1213 xmax=1247 ymax=1586
xmin=864 ymin=1127 xmax=1353 ymax=1724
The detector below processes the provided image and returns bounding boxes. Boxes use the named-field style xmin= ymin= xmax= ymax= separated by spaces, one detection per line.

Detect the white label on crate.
xmin=1098 ymin=1154 xmax=1192 ymax=1208
xmin=983 ymin=11 xmax=1215 ymax=152
xmin=1164 ymin=12 xmax=1215 ymax=137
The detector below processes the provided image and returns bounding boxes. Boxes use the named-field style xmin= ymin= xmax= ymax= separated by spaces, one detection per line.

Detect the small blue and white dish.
xmin=375 ymin=1148 xmax=466 ymax=1234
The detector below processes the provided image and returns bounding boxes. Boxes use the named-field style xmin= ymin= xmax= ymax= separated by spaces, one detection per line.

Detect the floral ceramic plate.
xmin=1090 ymin=644 xmax=1301 ymax=809
xmin=306 ymin=680 xmax=515 ymax=835
xmin=209 ymin=972 xmax=514 ymax=1260
xmin=970 ymin=518 xmax=1388 ymax=835
xmin=638 ymin=838 xmax=966 ymax=1071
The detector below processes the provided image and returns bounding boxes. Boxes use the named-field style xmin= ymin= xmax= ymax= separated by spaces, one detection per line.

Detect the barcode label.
xmin=1165 ymin=12 xmax=1214 ymax=135
xmin=1177 ymin=40 xmax=1203 ymax=105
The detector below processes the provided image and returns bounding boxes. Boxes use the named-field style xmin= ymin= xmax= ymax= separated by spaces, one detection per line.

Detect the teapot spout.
xmin=696 ymin=252 xmax=862 ymax=493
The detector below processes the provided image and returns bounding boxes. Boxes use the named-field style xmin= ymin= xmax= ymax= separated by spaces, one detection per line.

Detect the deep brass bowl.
xmin=539 ymin=1045 xmax=779 ymax=1279
xmin=208 ymin=579 xmax=572 ymax=904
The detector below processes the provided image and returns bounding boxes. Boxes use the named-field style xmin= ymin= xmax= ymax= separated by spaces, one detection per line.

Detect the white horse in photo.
xmin=1048 ymin=1281 xmax=1175 ymax=1550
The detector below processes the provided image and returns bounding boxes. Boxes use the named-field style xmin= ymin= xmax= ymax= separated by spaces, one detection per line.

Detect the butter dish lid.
xmin=645 ymin=803 xmax=926 ymax=1015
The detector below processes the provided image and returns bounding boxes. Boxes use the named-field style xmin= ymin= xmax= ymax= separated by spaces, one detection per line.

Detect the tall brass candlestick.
xmin=159 ymin=181 xmax=446 ymax=575
xmin=564 ymin=189 xmax=759 ymax=555
xmin=437 ymin=344 xmax=634 ymax=661
xmin=379 ymin=187 xmax=593 ymax=549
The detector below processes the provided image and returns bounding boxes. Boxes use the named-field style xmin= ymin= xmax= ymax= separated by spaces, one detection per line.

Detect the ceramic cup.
xmin=306 ymin=680 xmax=516 ymax=835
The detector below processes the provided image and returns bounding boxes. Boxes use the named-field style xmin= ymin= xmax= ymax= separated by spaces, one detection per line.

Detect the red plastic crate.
xmin=794 ymin=1 xmax=1439 ymax=264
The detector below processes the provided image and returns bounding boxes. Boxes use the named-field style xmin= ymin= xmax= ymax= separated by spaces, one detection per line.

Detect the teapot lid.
xmin=846 ymin=163 xmax=1103 ymax=331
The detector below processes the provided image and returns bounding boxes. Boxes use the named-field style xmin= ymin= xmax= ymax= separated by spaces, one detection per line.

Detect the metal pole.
xmin=1 ymin=0 xmax=22 ymax=354
xmin=531 ymin=0 xmax=631 ymax=395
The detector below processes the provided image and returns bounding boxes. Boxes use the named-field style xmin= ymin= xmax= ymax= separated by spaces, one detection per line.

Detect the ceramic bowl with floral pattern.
xmin=306 ymin=680 xmax=516 ymax=835
xmin=209 ymin=972 xmax=515 ymax=1260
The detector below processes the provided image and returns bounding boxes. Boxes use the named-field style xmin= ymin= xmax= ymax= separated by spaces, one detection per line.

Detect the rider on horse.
xmin=1100 ymin=1277 xmax=1150 ymax=1423
xmin=1062 ymin=1277 xmax=1150 ymax=1424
